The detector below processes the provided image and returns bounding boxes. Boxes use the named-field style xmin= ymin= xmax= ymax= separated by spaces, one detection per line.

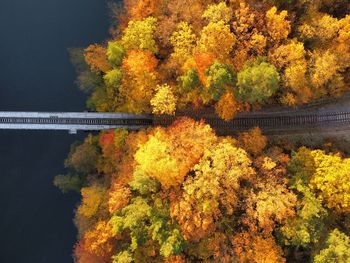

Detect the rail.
xmin=154 ymin=110 xmax=350 ymax=134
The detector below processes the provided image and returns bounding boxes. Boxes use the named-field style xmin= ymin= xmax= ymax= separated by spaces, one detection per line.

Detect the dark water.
xmin=0 ymin=0 xmax=109 ymax=262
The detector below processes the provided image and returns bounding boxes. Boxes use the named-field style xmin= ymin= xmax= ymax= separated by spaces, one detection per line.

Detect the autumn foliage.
xmin=54 ymin=116 xmax=350 ymax=262
xmin=58 ymin=0 xmax=350 ymax=262
xmin=74 ymin=0 xmax=349 ymax=120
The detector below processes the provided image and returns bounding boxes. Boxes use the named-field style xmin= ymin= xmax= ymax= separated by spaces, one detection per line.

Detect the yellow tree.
xmin=120 ymin=50 xmax=159 ymax=113
xmin=266 ymin=7 xmax=291 ymax=43
xmin=106 ymin=41 xmax=125 ymax=67
xmin=298 ymin=11 xmax=340 ymax=44
xmin=243 ymin=180 xmax=297 ymax=235
xmin=297 ymin=10 xmax=349 ymax=76
xmin=134 ymin=118 xmax=216 ymax=189
xmin=280 ymin=92 xmax=297 ymax=106
xmin=83 ymin=220 xmax=114 ymax=258
xmin=284 ymin=61 xmax=312 ymax=103
xmin=77 ymin=185 xmax=108 ymax=219
xmin=232 ymin=232 xmax=286 ymax=263
xmin=122 ymin=17 xmax=158 ymax=53
xmin=197 ymin=21 xmax=236 ymax=61
xmin=150 ymin=84 xmax=177 ymax=115
xmin=268 ymin=39 xmax=306 ymax=69
xmin=313 ymin=14 xmax=340 ymax=42
xmin=310 ymin=50 xmax=339 ymax=91
xmin=279 ymin=185 xmax=328 ymax=248
xmin=103 ymin=68 xmax=122 ymax=89
xmin=191 ymin=141 xmax=255 ymax=214
xmin=231 ymin=1 xmax=263 ymax=41
xmin=248 ymin=32 xmax=267 ymax=55
xmin=169 ymin=22 xmax=197 ymax=64
xmin=134 ymin=132 xmax=178 ymax=190
xmin=231 ymin=1 xmax=267 ymax=69
xmin=171 ymin=142 xmax=255 ymax=241
xmin=309 ymin=150 xmax=350 ymax=213
xmin=202 ymin=2 xmax=232 ymax=24
xmin=268 ymin=39 xmax=312 ymax=103
xmin=335 ymin=15 xmax=350 ymax=69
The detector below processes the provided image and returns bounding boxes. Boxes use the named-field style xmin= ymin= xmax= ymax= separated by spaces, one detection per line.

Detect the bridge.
xmin=0 ymin=112 xmax=153 ymax=134
xmin=0 ymin=109 xmax=350 ymax=134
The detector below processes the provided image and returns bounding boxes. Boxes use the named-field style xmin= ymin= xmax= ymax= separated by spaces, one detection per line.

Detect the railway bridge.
xmin=0 ymin=110 xmax=349 ymax=134
xmin=0 ymin=112 xmax=153 ymax=134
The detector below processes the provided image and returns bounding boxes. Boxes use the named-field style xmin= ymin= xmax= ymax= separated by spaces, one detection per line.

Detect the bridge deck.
xmin=0 ymin=112 xmax=153 ymax=134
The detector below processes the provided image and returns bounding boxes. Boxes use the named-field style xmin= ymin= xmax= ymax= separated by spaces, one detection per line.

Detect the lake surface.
xmin=0 ymin=0 xmax=110 ymax=262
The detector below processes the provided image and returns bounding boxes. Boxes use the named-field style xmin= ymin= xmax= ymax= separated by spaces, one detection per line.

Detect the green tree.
xmin=177 ymin=69 xmax=199 ymax=93
xmin=76 ymin=70 xmax=102 ymax=94
xmin=112 ymin=250 xmax=133 ymax=263
xmin=107 ymin=41 xmax=125 ymax=67
xmin=65 ymin=136 xmax=99 ymax=175
xmin=236 ymin=57 xmax=280 ymax=104
xmin=110 ymin=196 xmax=184 ymax=257
xmin=88 ymin=69 xmax=124 ymax=112
xmin=87 ymin=86 xmax=110 ymax=112
xmin=53 ymin=174 xmax=83 ymax=193
xmin=205 ymin=63 xmax=236 ymax=101
xmin=68 ymin=47 xmax=89 ymax=73
xmin=314 ymin=229 xmax=350 ymax=263
xmin=129 ymin=170 xmax=160 ymax=195
xmin=68 ymin=47 xmax=102 ymax=93
xmin=110 ymin=197 xmax=151 ymax=250
xmin=103 ymin=68 xmax=122 ymax=88
xmin=279 ymin=185 xmax=328 ymax=248
xmin=149 ymin=198 xmax=184 ymax=257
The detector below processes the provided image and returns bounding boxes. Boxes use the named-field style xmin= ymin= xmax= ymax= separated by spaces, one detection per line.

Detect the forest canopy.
xmin=57 ymin=0 xmax=350 ymax=262
xmin=71 ymin=0 xmax=350 ymax=120
xmin=56 ymin=118 xmax=350 ymax=262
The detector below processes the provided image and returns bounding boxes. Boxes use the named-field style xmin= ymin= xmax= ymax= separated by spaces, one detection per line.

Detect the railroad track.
xmin=0 ymin=110 xmax=350 ymax=134
xmin=2 ymin=113 xmax=348 ymax=128
xmin=153 ymin=111 xmax=350 ymax=132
